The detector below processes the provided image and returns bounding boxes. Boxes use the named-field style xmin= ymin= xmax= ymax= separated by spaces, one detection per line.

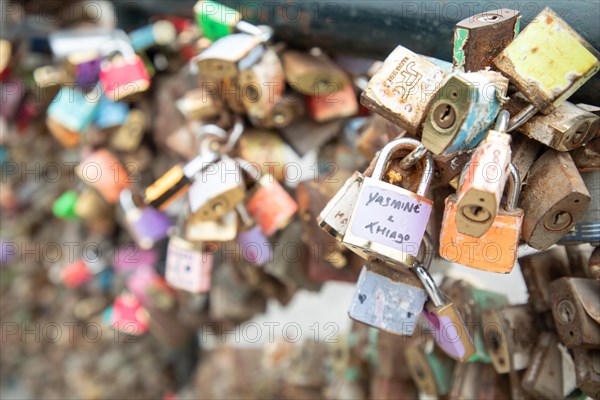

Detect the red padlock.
xmin=99 ymin=39 xmax=150 ymax=102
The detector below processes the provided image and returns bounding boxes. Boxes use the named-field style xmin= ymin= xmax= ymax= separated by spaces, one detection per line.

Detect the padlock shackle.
xmin=222 ymin=117 xmax=244 ymax=154
xmin=119 ymin=188 xmax=137 ymax=213
xmin=236 ymin=21 xmax=273 ymax=43
xmin=494 ymin=109 xmax=510 ymax=132
xmin=411 ymin=263 xmax=445 ymax=308
xmin=372 ymin=138 xmax=434 ymax=197
xmin=504 ymin=163 xmax=521 ymax=212
xmin=507 ymin=104 xmax=537 ymax=132
xmin=99 ymin=37 xmax=137 ymax=61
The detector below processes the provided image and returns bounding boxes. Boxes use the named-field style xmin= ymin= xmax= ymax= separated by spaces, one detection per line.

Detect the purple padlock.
xmin=73 ymin=55 xmax=102 ymax=90
xmin=113 ymin=245 xmax=157 ymax=274
xmin=237 ymin=225 xmax=273 ymax=266
xmin=120 ymin=190 xmax=172 ymax=249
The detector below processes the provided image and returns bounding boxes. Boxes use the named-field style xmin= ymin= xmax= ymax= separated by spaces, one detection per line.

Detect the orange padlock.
xmin=439 ymin=164 xmax=523 ymax=273
xmin=76 ymin=149 xmax=130 ymax=204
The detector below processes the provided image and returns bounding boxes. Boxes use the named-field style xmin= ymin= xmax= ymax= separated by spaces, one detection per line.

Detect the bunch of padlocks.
xmin=1 ymin=0 xmax=599 ymax=398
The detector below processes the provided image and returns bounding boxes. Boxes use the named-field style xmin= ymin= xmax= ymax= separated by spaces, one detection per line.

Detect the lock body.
xmin=422 ymin=70 xmax=508 ymax=154
xmin=99 ymin=55 xmax=151 ymax=102
xmin=188 ymin=158 xmax=245 ymax=221
xmin=124 ymin=206 xmax=172 ymax=250
xmin=521 ymin=150 xmax=591 ymax=250
xmin=439 ymin=194 xmax=523 ymax=273
xmin=95 ymin=95 xmax=129 ymax=130
xmin=145 ymin=164 xmax=191 ymax=210
xmin=76 ymin=149 xmax=130 ymax=204
xmin=237 ymin=225 xmax=272 ymax=266
xmin=247 ymin=91 xmax=305 ymax=129
xmin=423 ymin=302 xmax=476 ymax=362
xmin=318 ymin=171 xmax=364 ymax=240
xmin=550 ymin=277 xmax=600 ymax=348
xmin=186 ymin=210 xmax=238 ymax=242
xmin=455 ymin=128 xmax=511 ymax=237
xmin=67 ymin=51 xmax=102 ymax=90
xmin=165 ymin=235 xmax=213 ymax=294
xmin=196 ymin=34 xmax=263 ymax=80
xmin=305 ymin=83 xmax=358 ymax=123
xmin=360 ymin=45 xmax=446 ymax=135
xmin=239 ymin=48 xmax=285 ymax=119
xmin=508 ymin=97 xmax=599 ymax=151
xmin=282 ymin=50 xmax=350 ymax=96
xmin=238 ymin=130 xmax=287 ymax=181
xmin=348 ymin=261 xmax=427 ymax=336
xmin=46 ymin=87 xmax=100 ymax=147
xmin=109 ymin=109 xmax=146 ymax=152
xmin=194 ymin=0 xmax=240 ymax=41
xmin=449 ymin=362 xmax=510 ymax=399
xmin=493 ymin=7 xmax=600 ymax=114
xmin=572 ymin=348 xmax=600 ymax=398
xmin=109 ymin=293 xmax=149 ymax=335
xmin=176 ymin=89 xmax=222 ymax=121
xmin=559 ymin=171 xmax=600 ymax=245
xmin=405 ymin=340 xmax=455 ymax=397
xmin=246 ymin=174 xmax=298 ymax=237
xmin=453 ymin=9 xmax=521 ymax=72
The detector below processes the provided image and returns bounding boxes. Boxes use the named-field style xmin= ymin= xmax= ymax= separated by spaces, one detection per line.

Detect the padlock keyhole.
xmin=433 ymin=103 xmax=457 ymax=130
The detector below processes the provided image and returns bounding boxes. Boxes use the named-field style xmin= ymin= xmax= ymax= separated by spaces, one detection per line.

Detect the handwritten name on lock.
xmin=350 ymin=185 xmax=432 ymax=257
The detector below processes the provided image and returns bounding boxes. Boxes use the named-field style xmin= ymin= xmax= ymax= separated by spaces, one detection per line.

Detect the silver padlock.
xmin=317 ymin=171 xmax=364 ymax=241
xmin=342 ymin=138 xmax=434 ymax=266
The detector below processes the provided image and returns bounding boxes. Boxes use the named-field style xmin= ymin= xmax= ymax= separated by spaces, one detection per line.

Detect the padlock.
xmin=411 ymin=263 xmax=476 ymax=361
xmin=559 ymin=171 xmax=600 ymax=246
xmin=507 ymin=95 xmax=599 ymax=151
xmin=452 ymin=9 xmax=521 ymax=72
xmin=591 ymin=247 xmax=600 ymax=281
xmin=247 ymin=91 xmax=305 ymax=129
xmin=144 ymin=151 xmax=217 ymax=210
xmin=280 ymin=118 xmax=343 ymax=157
xmin=108 ymin=109 xmax=146 ymax=152
xmin=52 ymin=190 xmax=79 ymax=220
xmin=564 ymin=244 xmax=597 ymax=279
xmin=195 ymin=33 xmax=263 ymax=80
xmin=186 ymin=210 xmax=238 ymax=243
xmin=550 ymin=277 xmax=600 ymax=348
xmin=440 ymin=164 xmax=523 ymax=273
xmin=119 ymin=189 xmax=172 ymax=250
xmin=305 ymin=82 xmax=358 ymax=123
xmin=571 ymin=137 xmax=600 ymax=172
xmin=65 ymin=50 xmax=103 ymax=90
xmin=165 ymin=233 xmax=214 ymax=294
xmin=453 ymin=110 xmax=512 ymax=237
xmin=405 ymin=338 xmax=455 ymax=397
xmin=98 ymin=39 xmax=151 ymax=102
xmin=236 ymin=205 xmax=272 ymax=266
xmin=74 ymin=188 xmax=112 ymax=222
xmin=76 ymin=149 xmax=130 ymax=204
xmin=127 ymin=265 xmax=176 ymax=311
xmin=348 ymin=252 xmax=429 ymax=336
xmin=360 ymin=45 xmax=447 ymax=135
xmin=237 ymin=129 xmax=287 ymax=181
xmin=431 ymin=150 xmax=473 ymax=189
xmin=61 ymin=249 xmax=108 ymax=288
xmin=522 ymin=332 xmax=577 ymax=400
xmin=194 ymin=0 xmax=240 ymax=41
xmin=175 ymin=89 xmax=221 ymax=121
xmin=421 ymin=70 xmax=509 ymax=154
xmin=520 ymin=149 xmax=591 ymax=250
xmin=480 ymin=305 xmax=541 ymax=373
xmin=94 ymin=95 xmax=129 ymax=130
xmin=188 ymin=156 xmax=245 ymax=221
xmin=46 ymin=87 xmax=100 ymax=148
xmin=493 ymin=7 xmax=600 ymax=116
xmin=519 ymin=247 xmax=571 ymax=312
xmin=107 ymin=293 xmax=149 ymax=336
xmin=282 ymin=50 xmax=350 ymax=96
xmin=572 ymin=348 xmax=600 ymax=399
xmin=509 ymin=133 xmax=542 ymax=186
xmin=32 ymin=65 xmax=68 ymax=105
xmin=341 ymin=138 xmax=434 ymax=266
xmin=238 ymin=48 xmax=285 ymax=119
xmin=449 ymin=361 xmax=510 ymax=400
xmin=129 ymin=20 xmax=177 ymax=52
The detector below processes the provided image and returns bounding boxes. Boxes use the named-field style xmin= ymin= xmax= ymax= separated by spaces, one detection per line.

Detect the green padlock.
xmin=52 ymin=190 xmax=79 ymax=219
xmin=194 ymin=0 xmax=241 ymax=41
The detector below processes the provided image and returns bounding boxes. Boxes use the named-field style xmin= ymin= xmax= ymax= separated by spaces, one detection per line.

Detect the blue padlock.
xmin=46 ymin=86 xmax=100 ymax=147
xmin=129 ymin=20 xmax=176 ymax=52
xmin=421 ymin=70 xmax=509 ymax=154
xmin=95 ymin=95 xmax=129 ymax=130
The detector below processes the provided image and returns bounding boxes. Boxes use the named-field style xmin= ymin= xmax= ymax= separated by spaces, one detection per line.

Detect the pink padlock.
xmin=99 ymin=39 xmax=150 ymax=102
xmin=165 ymin=235 xmax=213 ymax=294
xmin=76 ymin=149 xmax=130 ymax=204
xmin=109 ymin=293 xmax=149 ymax=335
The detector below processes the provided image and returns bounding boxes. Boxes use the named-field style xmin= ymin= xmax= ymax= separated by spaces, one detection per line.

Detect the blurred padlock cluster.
xmin=0 ymin=1 xmax=599 ymax=399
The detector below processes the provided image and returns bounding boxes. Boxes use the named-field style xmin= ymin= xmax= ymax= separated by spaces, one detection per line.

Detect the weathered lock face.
xmin=455 ymin=126 xmax=512 ymax=238
xmin=239 ymin=48 xmax=285 ymax=119
xmin=186 ymin=210 xmax=238 ymax=242
xmin=360 ymin=45 xmax=446 ymax=135
xmin=196 ymin=34 xmax=263 ymax=80
xmin=508 ymin=96 xmax=599 ymax=151
xmin=405 ymin=341 xmax=454 ymax=397
xmin=453 ymin=9 xmax=521 ymax=72
xmin=165 ymin=236 xmax=213 ymax=294
xmin=493 ymin=7 xmax=600 ymax=114
xmin=550 ymin=277 xmax=600 ymax=348
xmin=318 ymin=171 xmax=365 ymax=241
xmin=194 ymin=0 xmax=241 ymax=41
xmin=175 ymin=89 xmax=221 ymax=121
xmin=238 ymin=129 xmax=287 ymax=180
xmin=343 ymin=141 xmax=433 ymax=266
xmin=109 ymin=109 xmax=146 ymax=152
xmin=282 ymin=50 xmax=350 ymax=96
xmin=305 ymin=83 xmax=358 ymax=123
xmin=188 ymin=158 xmax=245 ymax=221
xmin=46 ymin=87 xmax=100 ymax=147
xmin=237 ymin=225 xmax=272 ymax=266
xmin=521 ymin=150 xmax=591 ymax=250
xmin=572 ymin=348 xmax=600 ymax=398
xmin=559 ymin=171 xmax=600 ymax=245
xmin=481 ymin=305 xmax=541 ymax=374
xmin=522 ymin=332 xmax=576 ymax=400
xmin=99 ymin=54 xmax=151 ymax=102
xmin=421 ymin=70 xmax=508 ymax=154
xmin=246 ymin=174 xmax=298 ymax=237
xmin=76 ymin=149 xmax=130 ymax=204
xmin=348 ymin=261 xmax=427 ymax=336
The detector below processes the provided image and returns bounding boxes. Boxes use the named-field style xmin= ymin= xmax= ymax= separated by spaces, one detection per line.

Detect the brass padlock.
xmin=108 ymin=109 xmax=146 ymax=152
xmin=559 ymin=171 xmax=600 ymax=245
xmin=247 ymin=91 xmax=305 ymax=129
xmin=507 ymin=95 xmax=599 ymax=151
xmin=175 ymin=88 xmax=222 ymax=121
xmin=519 ymin=247 xmax=571 ymax=312
xmin=185 ymin=209 xmax=238 ymax=243
xmin=454 ymin=111 xmax=512 ymax=238
xmin=449 ymin=362 xmax=510 ymax=400
xmin=453 ymin=9 xmax=521 ymax=72
xmin=282 ymin=50 xmax=350 ymax=96
xmin=571 ymin=137 xmax=600 ymax=172
xmin=360 ymin=45 xmax=446 ymax=135
xmin=196 ymin=33 xmax=264 ymax=80
xmin=509 ymin=133 xmax=542 ymax=185
xmin=550 ymin=277 xmax=600 ymax=348
xmin=405 ymin=338 xmax=455 ymax=397
xmin=522 ymin=332 xmax=577 ymax=400
xmin=480 ymin=305 xmax=541 ymax=373
xmin=520 ymin=149 xmax=591 ymax=250
xmin=237 ymin=129 xmax=287 ymax=181
xmin=572 ymin=348 xmax=600 ymax=398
